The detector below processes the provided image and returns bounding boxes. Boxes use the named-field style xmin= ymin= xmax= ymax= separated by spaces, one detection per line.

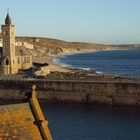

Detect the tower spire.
xmin=5 ymin=9 xmax=11 ymax=25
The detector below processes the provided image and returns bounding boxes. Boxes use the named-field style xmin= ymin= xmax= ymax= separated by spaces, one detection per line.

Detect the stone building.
xmin=0 ymin=13 xmax=32 ymax=76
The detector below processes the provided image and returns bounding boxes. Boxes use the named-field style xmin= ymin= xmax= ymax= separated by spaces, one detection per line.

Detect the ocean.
xmin=43 ymin=49 xmax=140 ymax=140
xmin=53 ymin=50 xmax=140 ymax=78
xmin=41 ymin=103 xmax=140 ymax=140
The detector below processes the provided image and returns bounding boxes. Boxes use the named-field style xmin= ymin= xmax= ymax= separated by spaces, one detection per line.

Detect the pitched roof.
xmin=15 ymin=46 xmax=32 ymax=56
xmin=5 ymin=13 xmax=12 ymax=25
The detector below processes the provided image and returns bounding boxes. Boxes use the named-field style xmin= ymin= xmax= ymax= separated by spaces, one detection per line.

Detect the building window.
xmin=23 ymin=57 xmax=30 ymax=63
xmin=28 ymin=57 xmax=30 ymax=63
xmin=6 ymin=59 xmax=9 ymax=65
xmin=5 ymin=43 xmax=7 ymax=47
xmin=17 ymin=57 xmax=20 ymax=64
xmin=5 ymin=43 xmax=7 ymax=52
xmin=23 ymin=57 xmax=25 ymax=63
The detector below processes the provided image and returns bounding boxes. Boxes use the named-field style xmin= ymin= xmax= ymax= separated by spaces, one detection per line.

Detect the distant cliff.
xmin=16 ymin=36 xmax=139 ymax=57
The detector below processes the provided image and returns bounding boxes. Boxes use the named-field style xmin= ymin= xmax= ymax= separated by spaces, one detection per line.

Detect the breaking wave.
xmin=52 ymin=50 xmax=140 ymax=78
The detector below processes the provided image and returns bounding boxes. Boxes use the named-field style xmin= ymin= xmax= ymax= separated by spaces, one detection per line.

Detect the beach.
xmin=32 ymin=50 xmax=140 ymax=83
xmin=33 ymin=56 xmax=71 ymax=76
xmin=32 ymin=47 xmax=117 ymax=76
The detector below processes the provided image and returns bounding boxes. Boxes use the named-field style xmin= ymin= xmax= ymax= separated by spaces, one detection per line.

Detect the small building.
xmin=0 ymin=13 xmax=33 ymax=76
xmin=32 ymin=37 xmax=40 ymax=43
xmin=15 ymin=41 xmax=34 ymax=49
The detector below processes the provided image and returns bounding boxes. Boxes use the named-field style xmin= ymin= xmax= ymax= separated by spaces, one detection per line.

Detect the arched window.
xmin=6 ymin=59 xmax=9 ymax=65
xmin=3 ymin=57 xmax=9 ymax=65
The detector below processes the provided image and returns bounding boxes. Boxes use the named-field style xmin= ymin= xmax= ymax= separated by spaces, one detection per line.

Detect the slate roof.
xmin=5 ymin=13 xmax=12 ymax=25
xmin=15 ymin=46 xmax=32 ymax=56
xmin=0 ymin=46 xmax=31 ymax=57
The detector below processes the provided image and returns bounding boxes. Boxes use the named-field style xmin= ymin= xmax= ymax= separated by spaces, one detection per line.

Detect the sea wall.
xmin=0 ymin=79 xmax=140 ymax=106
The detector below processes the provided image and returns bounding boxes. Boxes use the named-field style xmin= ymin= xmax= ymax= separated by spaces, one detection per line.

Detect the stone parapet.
xmin=0 ymin=79 xmax=139 ymax=106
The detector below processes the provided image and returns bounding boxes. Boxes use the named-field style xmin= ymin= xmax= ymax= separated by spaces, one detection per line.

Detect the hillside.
xmin=16 ymin=36 xmax=140 ymax=59
xmin=15 ymin=36 xmax=140 ymax=76
xmin=16 ymin=36 xmax=121 ymax=57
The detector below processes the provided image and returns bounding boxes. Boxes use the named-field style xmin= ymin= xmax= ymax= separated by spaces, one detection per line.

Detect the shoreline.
xmin=33 ymin=49 xmax=98 ymax=75
xmin=33 ymin=48 xmax=116 ymax=76
xmin=33 ymin=49 xmax=140 ymax=80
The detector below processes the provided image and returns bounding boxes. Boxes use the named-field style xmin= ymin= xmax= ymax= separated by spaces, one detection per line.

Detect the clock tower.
xmin=1 ymin=13 xmax=17 ymax=75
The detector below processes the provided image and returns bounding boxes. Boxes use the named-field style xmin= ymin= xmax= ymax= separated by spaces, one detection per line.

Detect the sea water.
xmin=41 ymin=103 xmax=140 ymax=140
xmin=43 ymin=49 xmax=140 ymax=140
xmin=53 ymin=50 xmax=140 ymax=78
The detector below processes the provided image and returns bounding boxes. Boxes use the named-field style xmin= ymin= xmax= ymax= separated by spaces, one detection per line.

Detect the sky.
xmin=0 ymin=0 xmax=140 ymax=44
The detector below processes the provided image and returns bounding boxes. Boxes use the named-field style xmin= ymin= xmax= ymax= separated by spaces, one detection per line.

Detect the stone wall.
xmin=0 ymin=79 xmax=140 ymax=106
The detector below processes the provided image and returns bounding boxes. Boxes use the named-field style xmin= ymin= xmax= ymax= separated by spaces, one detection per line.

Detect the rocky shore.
xmin=16 ymin=36 xmax=140 ymax=83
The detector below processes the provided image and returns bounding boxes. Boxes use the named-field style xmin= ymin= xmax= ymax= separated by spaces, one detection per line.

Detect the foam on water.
xmin=52 ymin=58 xmax=60 ymax=64
xmin=79 ymin=67 xmax=91 ymax=71
xmin=52 ymin=58 xmax=72 ymax=68
xmin=53 ymin=50 xmax=140 ymax=78
xmin=95 ymin=71 xmax=104 ymax=75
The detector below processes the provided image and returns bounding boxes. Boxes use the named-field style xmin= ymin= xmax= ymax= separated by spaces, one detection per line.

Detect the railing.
xmin=30 ymin=85 xmax=53 ymax=140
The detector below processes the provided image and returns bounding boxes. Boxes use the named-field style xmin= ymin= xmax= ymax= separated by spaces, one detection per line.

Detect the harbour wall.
xmin=0 ymin=79 xmax=140 ymax=106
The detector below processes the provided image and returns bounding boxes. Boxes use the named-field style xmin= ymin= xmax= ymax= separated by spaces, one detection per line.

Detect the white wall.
xmin=15 ymin=41 xmax=34 ymax=49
